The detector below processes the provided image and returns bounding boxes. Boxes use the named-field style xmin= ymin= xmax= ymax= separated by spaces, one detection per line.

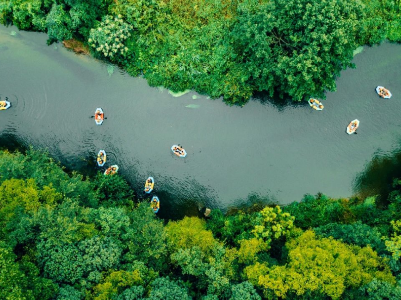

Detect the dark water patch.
xmin=0 ymin=133 xmax=27 ymax=153
xmin=353 ymin=144 xmax=401 ymax=205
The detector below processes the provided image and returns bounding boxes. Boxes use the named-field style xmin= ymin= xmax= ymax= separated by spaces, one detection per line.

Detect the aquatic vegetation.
xmin=185 ymin=104 xmax=200 ymax=108
xmin=107 ymin=65 xmax=114 ymax=77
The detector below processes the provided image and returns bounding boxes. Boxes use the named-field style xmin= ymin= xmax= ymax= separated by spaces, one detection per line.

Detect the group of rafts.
xmin=309 ymin=86 xmax=392 ymax=134
xmin=3 ymin=86 xmax=392 ymax=209
xmin=93 ymin=108 xmax=187 ymax=213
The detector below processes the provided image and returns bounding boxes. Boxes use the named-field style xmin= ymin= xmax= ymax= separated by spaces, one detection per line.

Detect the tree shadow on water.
xmin=0 ymin=133 xmax=27 ymax=153
xmin=226 ymin=192 xmax=280 ymax=215
xmin=251 ymin=90 xmax=307 ymax=111
xmin=353 ymin=145 xmax=401 ymax=206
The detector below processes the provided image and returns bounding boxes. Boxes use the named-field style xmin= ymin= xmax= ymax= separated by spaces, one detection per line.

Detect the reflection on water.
xmin=354 ymin=144 xmax=401 ymax=204
xmin=1 ymin=25 xmax=401 ymax=220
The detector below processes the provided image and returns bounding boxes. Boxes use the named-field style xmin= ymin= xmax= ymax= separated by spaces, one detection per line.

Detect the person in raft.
xmin=378 ymin=87 xmax=390 ymax=98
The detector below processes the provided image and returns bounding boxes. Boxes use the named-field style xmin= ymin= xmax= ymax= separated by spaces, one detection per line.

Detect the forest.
xmin=1 ymin=149 xmax=401 ymax=299
xmin=0 ymin=0 xmax=400 ymax=104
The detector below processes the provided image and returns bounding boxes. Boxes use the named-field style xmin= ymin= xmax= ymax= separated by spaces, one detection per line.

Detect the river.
xmin=1 ymin=25 xmax=401 ymax=219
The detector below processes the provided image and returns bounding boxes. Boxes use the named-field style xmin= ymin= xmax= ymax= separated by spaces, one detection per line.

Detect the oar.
xmin=90 ymin=116 xmax=108 ymax=119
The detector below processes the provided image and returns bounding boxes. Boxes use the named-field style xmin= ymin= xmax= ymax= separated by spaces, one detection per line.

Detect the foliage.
xmin=0 ymin=241 xmax=58 ymax=300
xmin=92 ymin=270 xmax=142 ymax=299
xmin=343 ymin=279 xmax=401 ymax=300
xmin=56 ymin=285 xmax=83 ymax=300
xmin=253 ymin=231 xmax=395 ymax=299
xmin=230 ymin=0 xmax=363 ymax=101
xmin=314 ymin=221 xmax=386 ymax=254
xmin=147 ymin=277 xmax=191 ymax=300
xmin=229 ymin=281 xmax=261 ymax=300
xmin=251 ymin=206 xmax=294 ymax=248
xmin=91 ymin=172 xmax=134 ymax=207
xmin=46 ymin=4 xmax=73 ymax=42
xmin=283 ymin=194 xmax=345 ymax=228
xmin=206 ymin=209 xmax=254 ymax=246
xmin=122 ymin=202 xmax=168 ymax=271
xmin=88 ymin=15 xmax=133 ymax=63
xmin=384 ymin=219 xmax=401 ymax=260
xmin=165 ymin=216 xmax=220 ymax=255
xmin=3 ymin=149 xmax=401 ymax=299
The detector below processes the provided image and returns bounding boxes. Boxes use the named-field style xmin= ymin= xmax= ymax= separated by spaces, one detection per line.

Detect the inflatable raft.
xmin=0 ymin=100 xmax=11 ymax=110
xmin=376 ymin=86 xmax=392 ymax=99
xmin=97 ymin=150 xmax=106 ymax=167
xmin=104 ymin=165 xmax=118 ymax=175
xmin=171 ymin=145 xmax=187 ymax=158
xmin=308 ymin=98 xmax=324 ymax=111
xmin=144 ymin=177 xmax=154 ymax=194
xmin=346 ymin=119 xmax=360 ymax=135
xmin=151 ymin=196 xmax=160 ymax=213
xmin=95 ymin=108 xmax=104 ymax=125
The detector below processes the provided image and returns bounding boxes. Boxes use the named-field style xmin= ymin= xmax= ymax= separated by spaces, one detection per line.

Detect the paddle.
xmin=90 ymin=116 xmax=107 ymax=119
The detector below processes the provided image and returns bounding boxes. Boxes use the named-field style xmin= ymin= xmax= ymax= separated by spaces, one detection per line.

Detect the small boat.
xmin=171 ymin=145 xmax=187 ymax=158
xmin=151 ymin=196 xmax=160 ymax=213
xmin=104 ymin=165 xmax=119 ymax=175
xmin=376 ymin=86 xmax=392 ymax=99
xmin=308 ymin=98 xmax=324 ymax=111
xmin=144 ymin=177 xmax=154 ymax=194
xmin=0 ymin=100 xmax=11 ymax=110
xmin=95 ymin=108 xmax=104 ymax=125
xmin=97 ymin=150 xmax=106 ymax=167
xmin=346 ymin=119 xmax=360 ymax=134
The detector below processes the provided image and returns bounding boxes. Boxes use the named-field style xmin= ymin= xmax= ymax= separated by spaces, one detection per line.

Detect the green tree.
xmin=314 ymin=221 xmax=386 ymax=254
xmin=231 ymin=0 xmax=364 ymax=101
xmin=122 ymin=202 xmax=168 ymax=271
xmin=165 ymin=216 xmax=219 ymax=255
xmin=343 ymin=279 xmax=401 ymax=300
xmin=229 ymin=281 xmax=261 ymax=300
xmin=384 ymin=219 xmax=401 ymax=260
xmin=0 ymin=241 xmax=58 ymax=300
xmin=283 ymin=194 xmax=345 ymax=228
xmin=147 ymin=277 xmax=191 ymax=300
xmin=91 ymin=172 xmax=134 ymax=208
xmin=88 ymin=14 xmax=133 ymax=63
xmin=252 ymin=231 xmax=395 ymax=299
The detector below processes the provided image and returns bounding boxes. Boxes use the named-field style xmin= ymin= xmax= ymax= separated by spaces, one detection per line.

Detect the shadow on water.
xmin=225 ymin=192 xmax=280 ymax=215
xmin=353 ymin=143 xmax=401 ymax=205
xmin=0 ymin=133 xmax=27 ymax=153
xmin=252 ymin=90 xmax=308 ymax=110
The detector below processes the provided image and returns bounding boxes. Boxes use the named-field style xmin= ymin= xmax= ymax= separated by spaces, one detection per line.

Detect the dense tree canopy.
xmin=1 ymin=147 xmax=401 ymax=299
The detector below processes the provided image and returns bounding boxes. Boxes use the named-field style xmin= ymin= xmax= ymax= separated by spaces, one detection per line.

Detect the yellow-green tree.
xmin=251 ymin=206 xmax=294 ymax=249
xmin=249 ymin=230 xmax=395 ymax=299
xmin=165 ymin=216 xmax=219 ymax=255
xmin=384 ymin=219 xmax=401 ymax=260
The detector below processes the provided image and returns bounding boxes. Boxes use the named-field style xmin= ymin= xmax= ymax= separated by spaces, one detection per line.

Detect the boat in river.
xmin=376 ymin=86 xmax=392 ymax=99
xmin=151 ymin=196 xmax=160 ymax=213
xmin=95 ymin=108 xmax=104 ymax=125
xmin=97 ymin=150 xmax=106 ymax=167
xmin=104 ymin=165 xmax=118 ymax=175
xmin=144 ymin=177 xmax=154 ymax=194
xmin=171 ymin=145 xmax=187 ymax=157
xmin=308 ymin=98 xmax=324 ymax=111
xmin=346 ymin=119 xmax=359 ymax=134
xmin=0 ymin=99 xmax=11 ymax=110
